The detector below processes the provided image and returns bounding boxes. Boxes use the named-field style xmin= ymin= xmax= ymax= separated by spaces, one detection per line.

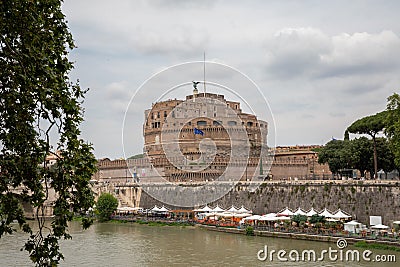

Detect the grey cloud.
xmin=263 ymin=28 xmax=400 ymax=80
xmin=61 ymin=1 xmax=400 ymax=158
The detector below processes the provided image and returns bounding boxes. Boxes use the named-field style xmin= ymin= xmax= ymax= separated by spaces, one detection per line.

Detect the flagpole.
xmin=203 ymin=52 xmax=206 ymax=94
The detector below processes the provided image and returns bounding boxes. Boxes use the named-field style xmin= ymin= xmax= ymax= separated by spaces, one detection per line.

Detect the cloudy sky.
xmin=62 ymin=0 xmax=400 ymax=159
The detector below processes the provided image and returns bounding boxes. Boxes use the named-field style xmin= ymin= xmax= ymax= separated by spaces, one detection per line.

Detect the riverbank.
xmin=198 ymin=224 xmax=400 ymax=249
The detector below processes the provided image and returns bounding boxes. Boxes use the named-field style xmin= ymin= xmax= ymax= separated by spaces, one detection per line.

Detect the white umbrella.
xmin=371 ymin=224 xmax=389 ymax=229
xmin=216 ymin=212 xmax=235 ymax=218
xmin=233 ymin=213 xmax=252 ymax=218
xmin=244 ymin=215 xmax=262 ymax=221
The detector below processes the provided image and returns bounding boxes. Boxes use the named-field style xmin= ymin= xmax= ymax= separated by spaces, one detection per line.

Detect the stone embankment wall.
xmin=138 ymin=181 xmax=400 ymax=225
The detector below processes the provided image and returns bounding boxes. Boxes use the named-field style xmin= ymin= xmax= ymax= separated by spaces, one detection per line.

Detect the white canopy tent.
xmin=158 ymin=206 xmax=170 ymax=212
xmin=344 ymin=220 xmax=365 ymax=234
xmin=151 ymin=206 xmax=161 ymax=212
xmin=193 ymin=205 xmax=213 ymax=213
xmin=331 ymin=209 xmax=351 ymax=220
xmin=306 ymin=207 xmax=319 ymax=217
xmin=227 ymin=206 xmax=239 ymax=213
xmin=212 ymin=205 xmax=225 ymax=213
xmin=319 ymin=208 xmax=334 ymax=218
xmin=238 ymin=206 xmax=252 ymax=214
xmin=277 ymin=207 xmax=294 ymax=216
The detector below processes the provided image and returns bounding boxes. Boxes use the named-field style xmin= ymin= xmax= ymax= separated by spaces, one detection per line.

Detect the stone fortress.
xmin=143 ymin=86 xmax=269 ymax=182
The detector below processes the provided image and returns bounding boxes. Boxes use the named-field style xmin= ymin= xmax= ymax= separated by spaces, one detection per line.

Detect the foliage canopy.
xmin=1 ymin=0 xmax=96 ymax=265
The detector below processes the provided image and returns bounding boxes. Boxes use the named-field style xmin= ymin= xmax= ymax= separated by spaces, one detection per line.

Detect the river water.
xmin=1 ymin=221 xmax=399 ymax=266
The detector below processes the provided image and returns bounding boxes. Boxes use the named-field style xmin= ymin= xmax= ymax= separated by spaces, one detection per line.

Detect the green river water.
xmin=1 ymin=221 xmax=399 ymax=266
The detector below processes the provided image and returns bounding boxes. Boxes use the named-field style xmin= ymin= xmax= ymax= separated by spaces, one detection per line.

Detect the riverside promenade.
xmin=198 ymin=224 xmax=400 ymax=248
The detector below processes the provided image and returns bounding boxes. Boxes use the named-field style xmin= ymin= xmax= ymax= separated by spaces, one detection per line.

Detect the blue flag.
xmin=194 ymin=128 xmax=204 ymax=136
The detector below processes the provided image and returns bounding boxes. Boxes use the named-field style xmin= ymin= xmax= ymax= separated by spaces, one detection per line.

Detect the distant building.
xmin=270 ymin=145 xmax=331 ymax=180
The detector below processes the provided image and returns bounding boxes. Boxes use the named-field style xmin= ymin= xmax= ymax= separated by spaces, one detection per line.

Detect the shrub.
xmin=96 ymin=193 xmax=118 ymax=222
xmin=246 ymin=226 xmax=254 ymax=236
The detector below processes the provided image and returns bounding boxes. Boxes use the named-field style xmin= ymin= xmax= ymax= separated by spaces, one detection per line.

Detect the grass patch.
xmin=354 ymin=241 xmax=400 ymax=252
xmin=135 ymin=220 xmax=192 ymax=227
xmin=109 ymin=219 xmax=128 ymax=223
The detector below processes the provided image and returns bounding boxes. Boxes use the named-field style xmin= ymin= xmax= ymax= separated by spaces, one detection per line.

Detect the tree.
xmin=95 ymin=193 xmax=118 ymax=222
xmin=375 ymin=137 xmax=395 ymax=176
xmin=349 ymin=137 xmax=373 ymax=178
xmin=291 ymin=214 xmax=308 ymax=225
xmin=317 ymin=139 xmax=353 ymax=177
xmin=0 ymin=1 xmax=96 ymax=265
xmin=309 ymin=214 xmax=326 ymax=224
xmin=347 ymin=111 xmax=387 ymax=179
xmin=386 ymin=93 xmax=400 ymax=168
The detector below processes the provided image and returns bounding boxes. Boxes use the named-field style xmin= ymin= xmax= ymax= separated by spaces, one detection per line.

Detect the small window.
xmin=197 ymin=120 xmax=207 ymax=126
xmin=228 ymin=121 xmax=237 ymax=126
xmin=247 ymin=122 xmax=253 ymax=127
xmin=164 ymin=111 xmax=167 ymax=118
xmin=157 ymin=112 xmax=160 ymax=118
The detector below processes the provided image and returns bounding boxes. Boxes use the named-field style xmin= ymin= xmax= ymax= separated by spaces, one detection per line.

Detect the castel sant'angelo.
xmin=143 ymin=84 xmax=269 ymax=182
